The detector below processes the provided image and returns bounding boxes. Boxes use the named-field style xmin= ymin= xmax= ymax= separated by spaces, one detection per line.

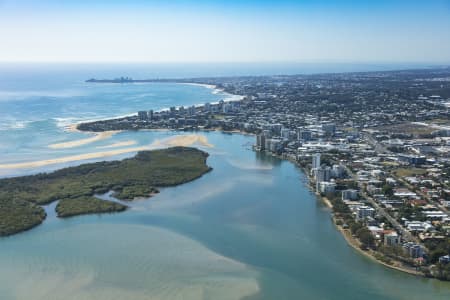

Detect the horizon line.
xmin=0 ymin=60 xmax=449 ymax=66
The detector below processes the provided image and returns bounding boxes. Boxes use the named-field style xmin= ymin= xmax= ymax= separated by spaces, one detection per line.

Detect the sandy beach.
xmin=49 ymin=131 xmax=118 ymax=149
xmin=0 ymin=134 xmax=213 ymax=170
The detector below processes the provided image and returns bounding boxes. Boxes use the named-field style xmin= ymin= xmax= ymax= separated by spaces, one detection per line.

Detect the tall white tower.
xmin=312 ymin=153 xmax=321 ymax=169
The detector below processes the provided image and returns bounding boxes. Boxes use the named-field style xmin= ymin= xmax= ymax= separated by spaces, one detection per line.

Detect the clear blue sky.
xmin=1 ymin=0 xmax=449 ymax=63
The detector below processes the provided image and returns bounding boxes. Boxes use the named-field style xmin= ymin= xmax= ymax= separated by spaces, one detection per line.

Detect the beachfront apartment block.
xmin=356 ymin=206 xmax=375 ymax=221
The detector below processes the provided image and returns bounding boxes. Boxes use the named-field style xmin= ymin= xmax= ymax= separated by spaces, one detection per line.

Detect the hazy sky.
xmin=1 ymin=0 xmax=449 ymax=63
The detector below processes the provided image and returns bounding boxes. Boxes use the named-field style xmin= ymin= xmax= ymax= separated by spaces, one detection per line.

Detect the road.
xmin=343 ymin=164 xmax=419 ymax=243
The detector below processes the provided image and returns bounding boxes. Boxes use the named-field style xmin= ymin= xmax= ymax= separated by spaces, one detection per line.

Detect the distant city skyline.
xmin=1 ymin=0 xmax=450 ymax=63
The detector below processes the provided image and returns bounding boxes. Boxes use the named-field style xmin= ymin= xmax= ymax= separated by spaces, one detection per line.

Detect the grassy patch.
xmin=377 ymin=122 xmax=435 ymax=136
xmin=393 ymin=168 xmax=427 ymax=177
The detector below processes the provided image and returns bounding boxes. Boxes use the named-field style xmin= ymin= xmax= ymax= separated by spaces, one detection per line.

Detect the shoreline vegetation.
xmin=318 ymin=195 xmax=422 ymax=276
xmin=0 ymin=147 xmax=211 ymax=236
xmin=295 ymin=156 xmax=430 ymax=278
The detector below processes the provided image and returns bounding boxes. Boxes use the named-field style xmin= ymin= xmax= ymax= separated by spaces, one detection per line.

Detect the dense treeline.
xmin=56 ymin=196 xmax=127 ymax=218
xmin=0 ymin=198 xmax=45 ymax=236
xmin=0 ymin=147 xmax=211 ymax=236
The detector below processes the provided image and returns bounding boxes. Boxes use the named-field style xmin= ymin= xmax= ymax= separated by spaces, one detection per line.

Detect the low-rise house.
xmin=404 ymin=220 xmax=435 ymax=232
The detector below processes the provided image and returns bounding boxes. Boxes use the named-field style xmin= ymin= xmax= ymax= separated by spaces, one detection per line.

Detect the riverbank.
xmin=334 ymin=217 xmax=423 ymax=276
xmin=276 ymin=155 xmax=427 ymax=278
xmin=311 ymin=180 xmax=425 ymax=277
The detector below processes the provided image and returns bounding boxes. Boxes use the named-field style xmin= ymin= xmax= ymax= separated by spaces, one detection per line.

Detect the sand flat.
xmin=48 ymin=131 xmax=118 ymax=149
xmin=0 ymin=134 xmax=213 ymax=170
xmin=154 ymin=134 xmax=213 ymax=148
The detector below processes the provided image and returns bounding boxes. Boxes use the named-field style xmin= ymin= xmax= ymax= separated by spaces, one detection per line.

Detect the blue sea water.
xmin=0 ymin=63 xmax=450 ymax=300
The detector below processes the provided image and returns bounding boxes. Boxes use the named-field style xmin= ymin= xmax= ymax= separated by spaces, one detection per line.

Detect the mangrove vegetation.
xmin=0 ymin=147 xmax=211 ymax=236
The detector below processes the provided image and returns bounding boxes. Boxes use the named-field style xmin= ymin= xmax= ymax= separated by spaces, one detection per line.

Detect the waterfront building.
xmin=188 ymin=105 xmax=196 ymax=116
xmin=384 ymin=232 xmax=399 ymax=246
xmin=268 ymin=138 xmax=283 ymax=153
xmin=356 ymin=205 xmax=375 ymax=220
xmin=256 ymin=134 xmax=266 ymax=151
xmin=262 ymin=130 xmax=272 ymax=138
xmin=138 ymin=111 xmax=148 ymax=121
xmin=402 ymin=242 xmax=424 ymax=258
xmin=319 ymin=181 xmax=336 ymax=194
xmin=315 ymin=167 xmax=331 ymax=182
xmin=342 ymin=189 xmax=358 ymax=201
xmin=312 ymin=153 xmax=321 ymax=169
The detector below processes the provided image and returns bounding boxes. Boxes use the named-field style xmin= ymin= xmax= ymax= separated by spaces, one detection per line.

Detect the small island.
xmin=0 ymin=147 xmax=212 ymax=236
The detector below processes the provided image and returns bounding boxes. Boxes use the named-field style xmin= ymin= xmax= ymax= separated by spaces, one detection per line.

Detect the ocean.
xmin=0 ymin=63 xmax=449 ymax=300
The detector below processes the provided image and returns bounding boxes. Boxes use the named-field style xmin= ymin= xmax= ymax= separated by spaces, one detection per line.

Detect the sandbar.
xmin=48 ymin=131 xmax=118 ymax=149
xmin=153 ymin=134 xmax=213 ymax=148
xmin=0 ymin=134 xmax=213 ymax=170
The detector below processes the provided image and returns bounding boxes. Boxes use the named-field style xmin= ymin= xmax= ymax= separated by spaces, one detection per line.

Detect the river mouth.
xmin=1 ymin=71 xmax=450 ymax=299
xmin=1 ymin=131 xmax=450 ymax=300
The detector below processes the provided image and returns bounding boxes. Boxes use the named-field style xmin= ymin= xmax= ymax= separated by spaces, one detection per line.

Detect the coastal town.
xmin=80 ymin=67 xmax=450 ymax=280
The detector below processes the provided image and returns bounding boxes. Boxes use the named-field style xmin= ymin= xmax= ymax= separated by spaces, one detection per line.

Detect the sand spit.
xmin=0 ymin=134 xmax=213 ymax=170
xmin=97 ymin=140 xmax=137 ymax=149
xmin=48 ymin=131 xmax=118 ymax=149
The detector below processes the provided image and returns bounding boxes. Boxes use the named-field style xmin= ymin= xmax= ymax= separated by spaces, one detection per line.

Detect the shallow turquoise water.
xmin=1 ymin=66 xmax=450 ymax=299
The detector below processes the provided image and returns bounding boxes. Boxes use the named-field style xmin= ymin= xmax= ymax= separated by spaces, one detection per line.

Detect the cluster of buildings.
xmin=81 ymin=68 xmax=450 ymax=275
